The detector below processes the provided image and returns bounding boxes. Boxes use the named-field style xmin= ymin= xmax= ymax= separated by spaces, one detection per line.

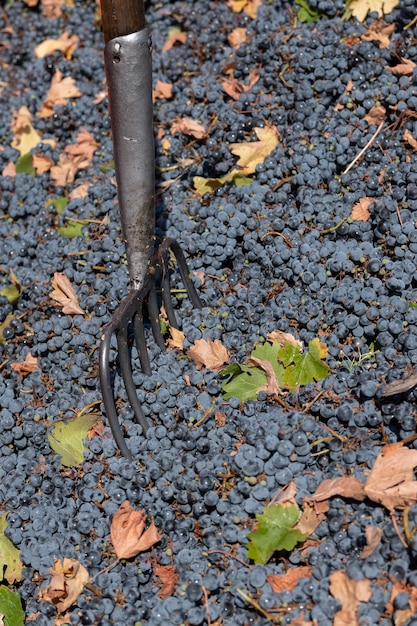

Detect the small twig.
xmin=391 ymin=512 xmax=408 ymax=550
xmin=319 ymin=216 xmax=348 ymax=235
xmin=260 ymin=230 xmax=293 ymax=247
xmin=403 ymin=506 xmax=413 ymax=544
xmin=202 ymin=585 xmax=211 ymax=626
xmin=342 ymin=120 xmax=385 ymax=175
xmin=96 ymin=558 xmax=120 ymax=576
xmin=206 ymin=550 xmax=252 ymax=569
xmin=193 ymin=400 xmax=216 ymax=428
xmin=302 ymin=388 xmax=325 ymax=413
xmin=236 ymin=589 xmax=286 ymax=622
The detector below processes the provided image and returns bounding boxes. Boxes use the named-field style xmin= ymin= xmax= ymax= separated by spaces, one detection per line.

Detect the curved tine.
xmin=161 ymin=265 xmax=179 ymax=329
xmin=116 ymin=327 xmax=149 ymax=435
xmin=132 ymin=310 xmax=152 ymax=376
xmin=99 ymin=327 xmax=133 ymax=461
xmin=147 ymin=283 xmax=166 ymax=351
xmin=168 ymin=239 xmax=202 ymax=308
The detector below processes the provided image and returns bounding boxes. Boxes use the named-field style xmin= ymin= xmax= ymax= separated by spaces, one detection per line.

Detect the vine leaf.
xmin=110 ymin=502 xmax=161 ymax=559
xmin=0 ymin=514 xmax=23 ymax=584
xmin=246 ymin=503 xmax=309 ymax=565
xmin=220 ymin=362 xmax=267 ymax=401
xmin=281 ymin=338 xmax=329 ymax=390
xmin=39 ymin=558 xmax=90 ymax=613
xmin=187 ymin=338 xmax=229 ymax=372
xmin=48 ymin=414 xmax=99 ymax=467
xmin=50 ymin=273 xmax=85 ymax=316
xmin=0 ymin=586 xmax=25 ymax=626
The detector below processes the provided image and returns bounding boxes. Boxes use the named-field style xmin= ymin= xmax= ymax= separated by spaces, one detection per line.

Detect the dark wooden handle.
xmin=100 ymin=0 xmax=146 ymax=44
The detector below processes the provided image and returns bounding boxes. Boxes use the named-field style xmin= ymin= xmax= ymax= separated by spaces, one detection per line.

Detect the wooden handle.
xmin=100 ymin=0 xmax=146 ymax=44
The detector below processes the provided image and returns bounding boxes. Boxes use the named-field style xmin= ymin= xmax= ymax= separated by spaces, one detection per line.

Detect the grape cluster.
xmin=1 ymin=0 xmax=417 ymax=624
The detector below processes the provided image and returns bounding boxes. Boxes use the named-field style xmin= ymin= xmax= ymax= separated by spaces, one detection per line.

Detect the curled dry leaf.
xmin=187 ymin=338 xmax=229 ymax=371
xmin=350 ymin=197 xmax=374 ymax=222
xmin=64 ymin=128 xmax=98 ymax=165
xmin=227 ymin=0 xmax=262 ymax=19
xmin=385 ymin=57 xmax=416 ymax=76
xmin=230 ymin=125 xmax=279 ymax=176
xmin=404 ymin=129 xmax=417 ymax=151
xmin=222 ymin=68 xmax=260 ymax=101
xmin=364 ymin=105 xmax=386 ymax=126
xmin=329 ymin=570 xmax=371 ymax=626
xmin=162 ymin=30 xmax=186 ymax=53
xmin=11 ymin=353 xmax=40 ymax=376
xmin=171 ymin=118 xmax=206 ymax=139
xmin=39 ymin=558 xmax=90 ymax=613
xmin=167 ymin=327 xmax=185 ymax=350
xmin=51 ymin=273 xmax=85 ymax=316
xmin=33 ymin=153 xmax=54 ymax=174
xmin=10 ymin=106 xmax=56 ymax=156
xmin=154 ymin=564 xmax=179 ymax=599
xmin=267 ymin=330 xmax=303 ymax=350
xmin=110 ymin=501 xmax=161 ymax=559
xmin=348 ymin=0 xmax=399 ymax=22
xmin=69 ymin=182 xmax=91 ymax=200
xmin=361 ymin=20 xmax=395 ymax=49
xmin=246 ymin=356 xmax=280 ymax=396
xmin=34 ymin=32 xmax=79 ymax=59
xmin=39 ymin=69 xmax=81 ymax=118
xmin=228 ymin=27 xmax=248 ymax=48
xmin=267 ymin=566 xmax=312 ymax=593
xmin=153 ymin=79 xmax=173 ymax=101
xmin=359 ymin=526 xmax=382 ymax=559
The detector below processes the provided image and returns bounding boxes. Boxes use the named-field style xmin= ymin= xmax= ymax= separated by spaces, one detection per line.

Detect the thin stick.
xmin=206 ymin=550 xmax=252 ymax=569
xmin=342 ymin=121 xmax=385 ymax=175
xmin=201 ymin=585 xmax=211 ymax=626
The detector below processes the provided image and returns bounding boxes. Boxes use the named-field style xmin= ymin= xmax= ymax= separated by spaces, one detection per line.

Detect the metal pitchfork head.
xmin=99 ymin=0 xmax=202 ymax=460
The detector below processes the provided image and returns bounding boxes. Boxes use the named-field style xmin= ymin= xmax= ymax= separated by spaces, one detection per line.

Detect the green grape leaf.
xmin=0 ymin=314 xmax=14 ymax=345
xmin=48 ymin=414 xmax=99 ymax=467
xmin=58 ymin=219 xmax=85 ymax=238
xmin=48 ymin=197 xmax=69 ymax=214
xmin=295 ymin=0 xmax=324 ymax=22
xmin=277 ymin=342 xmax=300 ymax=367
xmin=0 ymin=586 xmax=25 ymax=626
xmin=0 ymin=514 xmax=23 ymax=584
xmin=282 ymin=338 xmax=330 ymax=390
xmin=220 ymin=362 xmax=267 ymax=401
xmin=251 ymin=342 xmax=285 ymax=386
xmin=246 ymin=504 xmax=308 ymax=565
xmin=15 ymin=153 xmax=35 ymax=175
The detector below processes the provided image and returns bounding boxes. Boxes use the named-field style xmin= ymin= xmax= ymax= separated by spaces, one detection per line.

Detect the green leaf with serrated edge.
xmin=246 ymin=504 xmax=308 ymax=565
xmin=0 ymin=313 xmax=14 ymax=345
xmin=48 ymin=414 xmax=99 ymax=467
xmin=0 ymin=514 xmax=22 ymax=584
xmin=15 ymin=153 xmax=35 ymax=175
xmin=295 ymin=0 xmax=323 ymax=22
xmin=277 ymin=342 xmax=300 ymax=367
xmin=251 ymin=342 xmax=285 ymax=386
xmin=58 ymin=219 xmax=84 ymax=238
xmin=282 ymin=338 xmax=329 ymax=391
xmin=220 ymin=363 xmax=267 ymax=401
xmin=0 ymin=586 xmax=25 ymax=626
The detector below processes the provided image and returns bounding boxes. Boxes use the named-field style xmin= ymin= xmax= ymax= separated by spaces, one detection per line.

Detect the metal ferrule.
xmin=105 ymin=27 xmax=155 ymax=290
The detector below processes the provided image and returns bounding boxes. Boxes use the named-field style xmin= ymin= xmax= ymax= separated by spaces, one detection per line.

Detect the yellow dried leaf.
xmin=34 ymin=32 xmax=79 ymax=59
xmin=168 ymin=327 xmax=185 ymax=350
xmin=51 ymin=273 xmax=85 ymax=316
xmin=187 ymin=338 xmax=229 ymax=371
xmin=33 ymin=153 xmax=54 ymax=174
xmin=110 ymin=501 xmax=161 ymax=559
xmin=227 ymin=0 xmax=262 ymax=19
xmin=39 ymin=558 xmax=90 ymax=613
xmin=230 ymin=125 xmax=279 ymax=175
xmin=347 ymin=0 xmax=399 ymax=22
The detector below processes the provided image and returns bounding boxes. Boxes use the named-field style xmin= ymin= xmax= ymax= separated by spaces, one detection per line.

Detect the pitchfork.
xmin=98 ymin=0 xmax=202 ymax=460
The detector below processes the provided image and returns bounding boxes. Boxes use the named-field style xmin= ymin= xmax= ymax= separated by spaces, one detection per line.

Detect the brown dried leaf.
xmin=187 ymin=338 xmax=229 ymax=371
xmin=39 ymin=69 xmax=81 ymax=118
xmin=10 ymin=106 xmax=55 ymax=155
xmin=267 ymin=566 xmax=312 ymax=594
xmin=295 ymin=498 xmax=326 ymax=535
xmin=359 ymin=526 xmax=382 ymax=559
xmin=171 ymin=118 xmax=206 ymax=140
xmin=364 ymin=442 xmax=417 ymax=512
xmin=385 ymin=57 xmax=416 ymax=76
xmin=2 ymin=162 xmax=16 ymax=177
xmin=267 ymin=330 xmax=303 ymax=350
xmin=64 ymin=128 xmax=98 ymax=165
xmin=69 ymin=182 xmax=91 ymax=200
xmin=93 ymin=89 xmax=107 ymax=105
xmin=230 ymin=125 xmax=279 ymax=175
xmin=215 ymin=411 xmax=227 ymax=427
xmin=364 ymin=105 xmax=386 ymax=125
xmin=329 ymin=570 xmax=371 ymax=626
xmin=11 ymin=353 xmax=40 ymax=375
xmin=32 ymin=153 xmax=53 ymax=174
xmin=404 ymin=129 xmax=417 ymax=151
xmin=41 ymin=0 xmax=74 ymax=18
xmin=227 ymin=0 xmax=262 ymax=19
xmin=311 ymin=476 xmax=366 ymax=503
xmin=222 ymin=68 xmax=260 ymax=100
xmin=51 ymin=273 xmax=85 ymax=316
xmin=153 ymin=80 xmax=173 ymax=101
xmin=162 ymin=31 xmax=186 ymax=53
xmin=110 ymin=501 xmax=161 ymax=559
xmin=350 ymin=197 xmax=373 ymax=221
xmin=361 ymin=20 xmax=395 ymax=48
xmin=39 ymin=558 xmax=90 ymax=613
xmin=154 ymin=564 xmax=179 ymax=599
xmin=246 ymin=355 xmax=280 ymax=396
xmin=50 ymin=153 xmax=79 ymax=186
xmin=34 ymin=32 xmax=79 ymax=59
xmin=228 ymin=27 xmax=248 ymax=48
xmin=167 ymin=327 xmax=185 ymax=350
